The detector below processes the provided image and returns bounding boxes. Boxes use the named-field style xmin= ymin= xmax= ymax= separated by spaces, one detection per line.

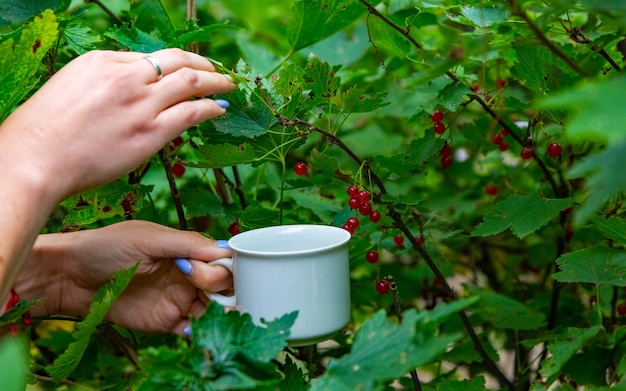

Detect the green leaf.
xmin=104 ymin=24 xmax=167 ymax=52
xmin=540 ymin=73 xmax=626 ymax=143
xmin=130 ymin=0 xmax=173 ymax=36
xmin=288 ymin=0 xmax=366 ymax=52
xmin=553 ymin=246 xmax=626 ymax=286
xmin=62 ymin=22 xmax=100 ymax=54
xmin=0 ymin=336 xmax=28 ymax=391
xmin=46 ymin=261 xmax=140 ymax=382
xmin=342 ymin=86 xmax=389 ymax=113
xmin=511 ymin=45 xmax=578 ymax=96
xmin=473 ymin=291 xmax=545 ymax=330
xmin=277 ymin=355 xmax=309 ymax=390
xmin=172 ymin=21 xmax=243 ymax=48
xmin=457 ymin=4 xmax=510 ymax=28
xmin=0 ymin=9 xmax=59 ymax=121
xmin=289 ymin=188 xmax=341 ymax=223
xmin=0 ymin=298 xmax=42 ymax=326
xmin=438 ymin=82 xmax=469 ymax=112
xmin=472 ymin=194 xmax=573 ymax=239
xmin=0 ymin=0 xmax=69 ymax=25
xmin=591 ymin=215 xmax=626 ymax=246
xmin=311 ymin=309 xmax=462 ymax=390
xmin=567 ymin=142 xmax=626 ymax=224
xmin=436 ymin=376 xmax=486 ymax=391
xmin=240 ymin=203 xmax=281 ymax=230
xmin=539 ymin=326 xmax=602 ymax=383
xmin=212 ymin=88 xmax=277 ymax=138
xmin=195 ymin=142 xmax=257 ymax=168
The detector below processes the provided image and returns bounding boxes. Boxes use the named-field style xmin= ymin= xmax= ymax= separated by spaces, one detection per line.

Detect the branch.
xmin=508 ymin=0 xmax=583 ymax=76
xmin=158 ymin=149 xmax=188 ymax=230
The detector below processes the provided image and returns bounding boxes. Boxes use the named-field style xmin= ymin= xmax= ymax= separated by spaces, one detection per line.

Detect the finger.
xmin=184 ymin=260 xmax=233 ymax=293
xmin=153 ymin=98 xmax=230 ymax=142
xmin=136 ymin=48 xmax=217 ymax=83
xmin=152 ymin=67 xmax=235 ymax=107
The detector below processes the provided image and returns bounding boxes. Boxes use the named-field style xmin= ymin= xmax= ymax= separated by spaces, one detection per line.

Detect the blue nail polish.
xmin=175 ymin=258 xmax=192 ymax=275
xmin=216 ymin=240 xmax=230 ymax=249
xmin=215 ymin=99 xmax=230 ymax=109
xmin=183 ymin=326 xmax=192 ymax=337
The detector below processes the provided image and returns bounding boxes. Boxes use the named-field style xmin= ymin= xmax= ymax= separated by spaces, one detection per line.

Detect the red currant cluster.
xmin=439 ymin=142 xmax=453 ymax=168
xmin=491 ymin=129 xmax=509 ymax=152
xmin=342 ymin=186 xmax=380 ymax=234
xmin=431 ymin=109 xmax=446 ymax=135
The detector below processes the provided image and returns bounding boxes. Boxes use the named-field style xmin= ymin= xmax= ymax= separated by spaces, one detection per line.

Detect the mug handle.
xmin=204 ymin=257 xmax=236 ymax=307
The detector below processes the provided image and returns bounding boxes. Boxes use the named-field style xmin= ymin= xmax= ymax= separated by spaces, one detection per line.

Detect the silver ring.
xmin=143 ymin=55 xmax=162 ymax=81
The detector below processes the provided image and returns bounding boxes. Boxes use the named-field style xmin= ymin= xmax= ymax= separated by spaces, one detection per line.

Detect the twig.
xmin=508 ymin=0 xmax=583 ymax=75
xmin=231 ymin=166 xmax=248 ymax=209
xmin=85 ymin=0 xmax=124 ymax=26
xmin=385 ymin=275 xmax=422 ymax=391
xmin=158 ymin=149 xmax=187 ymax=230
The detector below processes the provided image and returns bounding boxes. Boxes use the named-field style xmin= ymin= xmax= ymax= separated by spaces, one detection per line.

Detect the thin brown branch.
xmin=508 ymin=0 xmax=583 ymax=75
xmin=158 ymin=149 xmax=188 ymax=230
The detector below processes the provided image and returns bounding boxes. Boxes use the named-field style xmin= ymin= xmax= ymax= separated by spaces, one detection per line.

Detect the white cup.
xmin=206 ymin=224 xmax=352 ymax=346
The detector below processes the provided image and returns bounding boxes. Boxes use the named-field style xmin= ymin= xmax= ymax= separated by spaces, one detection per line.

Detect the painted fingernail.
xmin=215 ymin=99 xmax=230 ymax=109
xmin=216 ymin=240 xmax=230 ymax=249
xmin=175 ymin=258 xmax=192 ymax=275
xmin=183 ymin=326 xmax=192 ymax=337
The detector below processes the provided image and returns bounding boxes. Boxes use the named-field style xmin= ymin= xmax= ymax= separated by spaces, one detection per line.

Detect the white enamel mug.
xmin=206 ymin=224 xmax=351 ymax=346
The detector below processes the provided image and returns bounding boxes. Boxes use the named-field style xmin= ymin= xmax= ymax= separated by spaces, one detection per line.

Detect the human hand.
xmin=0 ymin=48 xmax=235 ymax=204
xmin=17 ymin=220 xmax=233 ymax=335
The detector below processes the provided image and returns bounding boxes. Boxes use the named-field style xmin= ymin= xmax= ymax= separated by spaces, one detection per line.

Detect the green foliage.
xmin=3 ymin=0 xmax=626 ymax=390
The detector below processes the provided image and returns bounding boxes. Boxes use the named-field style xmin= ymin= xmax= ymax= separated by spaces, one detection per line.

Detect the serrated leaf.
xmin=195 ymin=142 xmax=257 ymax=168
xmin=511 ymin=45 xmax=578 ymax=96
xmin=104 ymin=24 xmax=167 ymax=52
xmin=46 ymin=261 xmax=140 ymax=382
xmin=342 ymin=86 xmax=389 ymax=113
xmin=172 ymin=21 xmax=243 ymax=48
xmin=539 ymin=326 xmax=602 ymax=383
xmin=277 ymin=355 xmax=309 ymax=390
xmin=457 ymin=4 xmax=510 ymax=27
xmin=0 ymin=9 xmax=59 ymax=121
xmin=288 ymin=0 xmax=366 ymax=52
xmin=290 ymin=188 xmax=341 ymax=223
xmin=311 ymin=309 xmax=461 ymax=390
xmin=436 ymin=376 xmax=486 ymax=391
xmin=568 ymin=142 xmax=626 ymax=225
xmin=591 ymin=215 xmax=626 ymax=246
xmin=553 ymin=246 xmax=626 ymax=286
xmin=369 ymin=15 xmax=412 ymax=58
xmin=0 ymin=298 xmax=42 ymax=326
xmin=438 ymin=82 xmax=469 ymax=111
xmin=473 ymin=291 xmax=545 ymax=330
xmin=304 ymin=57 xmax=341 ymax=102
xmin=0 ymin=0 xmax=69 ymax=25
xmin=472 ymin=194 xmax=573 ymax=239
xmin=212 ymin=88 xmax=277 ymax=138
xmin=130 ymin=0 xmax=173 ymax=36
xmin=62 ymin=22 xmax=100 ymax=54
xmin=540 ymin=73 xmax=626 ymax=143
xmin=240 ymin=203 xmax=281 ymax=230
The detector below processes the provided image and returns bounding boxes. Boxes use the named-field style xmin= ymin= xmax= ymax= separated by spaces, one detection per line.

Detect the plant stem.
xmin=158 ymin=149 xmax=187 ymax=230
xmin=85 ymin=0 xmax=124 ymax=26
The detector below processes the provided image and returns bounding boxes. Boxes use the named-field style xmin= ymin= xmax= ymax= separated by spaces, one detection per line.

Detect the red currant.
xmin=227 ymin=221 xmax=240 ymax=235
xmin=434 ymin=122 xmax=446 ymax=134
xmin=547 ymin=143 xmax=562 ymax=158
xmin=369 ymin=210 xmax=381 ymax=223
xmin=485 ymin=184 xmax=498 ymax=196
xmin=172 ymin=162 xmax=186 ymax=177
xmin=501 ymin=128 xmax=509 ymax=136
xmin=439 ymin=143 xmax=451 ymax=157
xmin=366 ymin=250 xmax=379 ymax=264
xmin=415 ymin=236 xmax=424 ymax=246
xmin=376 ymin=280 xmax=390 ymax=294
xmin=499 ymin=143 xmax=509 ymax=152
xmin=619 ymin=303 xmax=626 ymax=316
xmin=346 ymin=217 xmax=360 ymax=230
xmin=590 ymin=295 xmax=598 ymax=305
xmin=431 ymin=110 xmax=443 ymax=123
xmin=342 ymin=223 xmax=355 ymax=234
xmin=358 ymin=202 xmax=373 ymax=216
xmin=348 ymin=197 xmax=360 ymax=209
xmin=394 ymin=234 xmax=404 ymax=246
xmin=521 ymin=147 xmax=533 ymax=160
xmin=172 ymin=136 xmax=184 ymax=147
xmin=347 ymin=185 xmax=359 ymax=197
xmin=492 ymin=133 xmax=503 ymax=145
xmin=471 ymin=83 xmax=480 ymax=93
xmin=294 ymin=161 xmax=307 ymax=175
xmin=357 ymin=190 xmax=371 ymax=204
xmin=440 ymin=155 xmax=453 ymax=168
xmin=497 ymin=78 xmax=506 ymax=88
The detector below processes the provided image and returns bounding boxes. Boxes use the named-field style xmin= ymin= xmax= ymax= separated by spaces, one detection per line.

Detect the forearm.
xmin=0 ymin=122 xmax=62 ymax=302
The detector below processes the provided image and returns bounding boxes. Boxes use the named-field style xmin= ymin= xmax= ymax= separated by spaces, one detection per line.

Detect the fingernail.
xmin=216 ymin=240 xmax=230 ymax=249
xmin=175 ymin=258 xmax=192 ymax=275
xmin=223 ymin=73 xmax=234 ymax=83
xmin=215 ymin=99 xmax=229 ymax=109
xmin=183 ymin=326 xmax=192 ymax=337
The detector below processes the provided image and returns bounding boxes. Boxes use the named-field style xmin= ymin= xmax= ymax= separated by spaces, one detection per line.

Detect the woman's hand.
xmin=0 ymin=48 xmax=236 ymax=204
xmin=16 ymin=220 xmax=233 ymax=335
